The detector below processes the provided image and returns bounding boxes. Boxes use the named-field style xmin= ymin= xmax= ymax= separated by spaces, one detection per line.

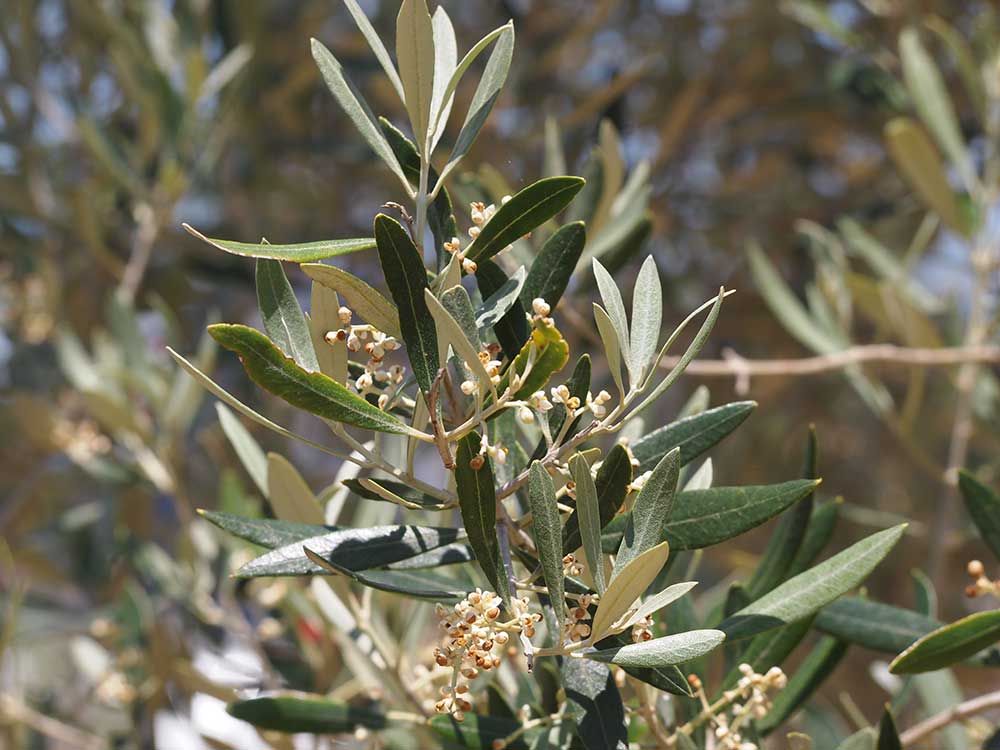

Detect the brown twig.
xmin=659 ymin=344 xmax=1000 ymax=394
xmin=900 ymin=688 xmax=1000 ymax=747
xmin=427 ymin=368 xmax=455 ymax=470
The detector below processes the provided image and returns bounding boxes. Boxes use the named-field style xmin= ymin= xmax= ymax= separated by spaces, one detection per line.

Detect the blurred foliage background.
xmin=2 ymin=0 xmax=999 ymax=747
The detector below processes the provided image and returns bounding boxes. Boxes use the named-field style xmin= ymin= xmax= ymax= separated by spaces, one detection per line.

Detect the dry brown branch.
xmin=901 ymin=688 xmax=1000 ymax=747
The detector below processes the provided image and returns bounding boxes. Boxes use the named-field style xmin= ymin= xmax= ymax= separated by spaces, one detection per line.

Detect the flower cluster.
xmin=432 ymin=589 xmax=540 ymax=720
xmin=561 ymin=592 xmax=596 ymax=643
xmin=965 ymin=559 xmax=1000 ymax=598
xmin=531 ymin=297 xmax=553 ymax=327
xmin=684 ymin=664 xmax=787 ymax=750
xmin=460 ymin=345 xmax=504 ymax=396
xmin=586 ymin=389 xmax=613 ymax=418
xmin=631 ymin=614 xmax=654 ymax=643
xmin=323 ymin=306 xmax=403 ymax=406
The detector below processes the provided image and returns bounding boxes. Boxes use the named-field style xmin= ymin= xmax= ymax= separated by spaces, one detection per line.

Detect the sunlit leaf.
xmin=570 ymin=452 xmax=606 ymax=596
xmin=528 ymin=461 xmax=565 ymax=627
xmin=256 ymin=259 xmax=318 ymax=371
xmin=586 ymin=629 xmax=724 ymax=668
xmin=183 ymin=223 xmax=375 ymax=262
xmin=227 ymin=695 xmax=386 ymax=733
xmin=612 ymin=447 xmax=679 ymax=580
xmin=301 ymin=263 xmax=401 ymax=340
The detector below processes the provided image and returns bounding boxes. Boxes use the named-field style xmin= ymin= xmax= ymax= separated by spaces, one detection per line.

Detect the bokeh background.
xmin=2 ymin=0 xmax=999 ymax=747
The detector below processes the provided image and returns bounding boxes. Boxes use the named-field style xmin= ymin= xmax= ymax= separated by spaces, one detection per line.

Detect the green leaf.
xmin=304 ymin=550 xmax=466 ymax=601
xmin=593 ymin=303 xmax=625 ymax=397
xmin=216 ymin=403 xmax=268 ymax=496
xmin=207 ymin=324 xmax=410 ymax=434
xmin=310 ymin=38 xmax=408 ymax=188
xmin=834 ymin=729 xmax=877 ymax=750
xmin=199 ymin=510 xmax=330 ymax=549
xmin=475 ymin=265 xmax=525 ymax=329
xmin=890 ymin=610 xmax=1000 ymax=674
xmin=437 ymin=27 xmax=515 ymax=188
xmin=227 ymin=695 xmax=386 ymax=734
xmin=593 ymin=630 xmax=692 ymax=696
xmin=570 ymin=452 xmax=606 ymax=595
xmin=628 ymin=256 xmax=662 ymax=384
xmin=521 ymin=221 xmax=586 ymax=309
xmin=310 ymin=280 xmax=349 ymax=382
xmin=561 ymin=658 xmax=627 ymax=750
xmin=301 ymin=263 xmax=401 ymax=340
xmin=759 ymin=636 xmax=849 ymax=735
xmin=475 ymin=260 xmax=530 ymax=361
xmin=183 ymin=223 xmax=375 ymax=262
xmin=396 ymin=0 xmax=435 ymax=147
xmin=429 ymin=713 xmax=534 ymax=750
xmin=425 ymin=287 xmax=494 ymax=397
xmin=612 ymin=447 xmax=679 ymax=580
xmin=586 ymin=629 xmax=725 ymax=668
xmin=959 ymin=471 xmax=1000 ymax=563
xmin=899 ymin=27 xmax=973 ymax=190
xmin=465 ymin=177 xmax=586 ymax=262
xmin=343 ymin=477 xmax=450 ymax=510
xmin=528 ymin=461 xmax=565 ymax=627
xmin=719 ymin=525 xmax=907 ymax=640
xmin=256 ymin=259 xmax=319 ymax=371
xmin=236 ymin=523 xmax=461 ymax=577
xmin=815 ymin=597 xmax=940 ymax=655
xmin=563 ymin=444 xmax=632 ymax=555
xmin=788 ymin=497 xmax=841 ymax=577
xmin=373 ymin=213 xmax=439 ymax=394
xmin=625 ymin=582 xmax=698 ymax=628
xmin=591 ymin=542 xmax=670 ymax=641
xmin=633 ymin=288 xmax=725 ymax=416
xmin=884 ymin=117 xmax=967 ymax=235
xmin=602 ymin=480 xmax=820 ymax=552
xmin=494 ymin=321 xmax=569 ymax=402
xmin=343 ymin=0 xmax=405 ymax=100
xmin=266 ymin=453 xmax=324 ymax=524
xmin=631 ymin=401 xmax=756 ymax=474
xmin=428 ymin=7 xmax=457 ymax=151
xmin=456 ymin=431 xmax=510 ymax=606
xmin=878 ymin=706 xmax=903 ymax=750
xmin=592 ymin=258 xmax=631 ymax=369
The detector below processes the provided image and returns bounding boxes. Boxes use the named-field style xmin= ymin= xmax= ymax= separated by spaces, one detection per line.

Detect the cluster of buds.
xmin=586 ymin=389 xmax=613 ymax=418
xmin=562 ymin=553 xmax=584 ymax=578
xmin=468 ymin=197 xmax=511 ymax=241
xmin=517 ymin=390 xmax=554 ymax=424
xmin=551 ymin=384 xmax=581 ymax=414
xmin=443 ymin=236 xmax=477 ymax=274
xmin=512 ymin=596 xmax=544 ymax=639
xmin=460 ymin=346 xmax=504 ymax=397
xmin=480 ymin=432 xmax=509 ymax=467
xmin=965 ymin=559 xmax=1000 ymax=598
xmin=324 ymin=306 xmax=403 ymax=404
xmin=531 ymin=297 xmax=554 ymax=327
xmin=631 ymin=614 xmax=654 ymax=643
xmin=683 ymin=665 xmax=787 ymax=750
xmin=561 ymin=592 xmax=596 ymax=643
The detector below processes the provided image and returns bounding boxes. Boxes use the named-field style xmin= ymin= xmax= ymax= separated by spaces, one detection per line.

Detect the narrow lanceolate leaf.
xmin=475 ymin=265 xmax=526 ymax=330
xmin=586 ymin=629 xmax=725 ymax=668
xmin=429 ymin=6 xmax=457 ymax=150
xmin=759 ymin=636 xmax=848 ymax=735
xmin=959 ymin=471 xmax=1000 ymax=562
xmin=396 ymin=0 xmax=435 ymax=147
xmin=625 ymin=582 xmax=698 ymax=628
xmin=890 ymin=610 xmax=1000 ymax=674
xmin=591 ymin=542 xmax=670 ymax=641
xmin=310 ymin=281 xmax=349 ymax=382
xmin=815 ymin=597 xmax=940 ymax=655
xmin=216 ymin=403 xmax=268 ymax=495
xmin=227 ymin=695 xmax=386 ymax=734
xmin=301 ymin=263 xmax=401 ymax=339
xmin=343 ymin=0 xmax=405 ymax=100
xmin=438 ymin=26 xmax=515 ymax=187
xmin=343 ymin=477 xmax=448 ymax=510
xmin=613 ymin=448 xmax=680 ymax=580
xmin=256 ymin=259 xmax=319 ymax=371
xmin=719 ymin=525 xmax=907 ymax=640
xmin=528 ymin=462 xmax=565 ymax=626
xmin=476 ymin=260 xmax=530 ymax=361
xmin=465 ymin=177 xmax=586 ymax=262
xmin=208 ymin=324 xmax=410 ymax=434
xmin=562 ymin=658 xmax=628 ymax=750
xmin=593 ymin=631 xmax=692 ymax=696
xmin=307 ymin=552 xmax=466 ymax=600
xmin=788 ymin=497 xmax=841 ymax=577
xmin=425 ymin=288 xmax=494 ymax=396
xmin=494 ymin=322 xmax=569 ymax=402
xmin=884 ymin=118 xmax=967 ymax=235
xmin=878 ymin=706 xmax=903 ymax=750
xmin=373 ymin=213 xmax=439 ymax=394
xmin=592 ymin=258 xmax=631 ymax=367
xmin=521 ymin=221 xmax=586 ymax=309
xmin=183 ymin=223 xmax=375 ymax=262
xmin=594 ymin=303 xmax=625 ymax=397
xmin=310 ymin=39 xmax=407 ymax=188
xmin=629 ymin=256 xmax=662 ymax=384
xmin=634 ymin=288 xmax=726 ymax=416
xmin=266 ymin=453 xmax=324 ymax=525
xmin=456 ymin=432 xmax=510 ymax=606
xmin=570 ymin=452 xmax=606 ymax=595
xmin=563 ymin=443 xmax=632 ymax=555
xmin=899 ymin=27 xmax=973 ymax=189
xmin=236 ymin=523 xmax=461 ymax=577
xmin=602 ymin=480 xmax=819 ymax=553
xmin=199 ymin=510 xmax=330 ymax=550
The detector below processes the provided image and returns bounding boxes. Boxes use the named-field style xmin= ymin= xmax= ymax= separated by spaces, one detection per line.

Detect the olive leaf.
xmin=396 ymin=0 xmax=435 ymax=147
xmin=630 ymin=401 xmax=755 ymax=473
xmin=586 ymin=628 xmax=725 ymax=668
xmin=612 ymin=447 xmax=679 ymax=580
xmin=184 ymin=223 xmax=375 ymax=262
xmin=570 ymin=452 xmax=606 ymax=595
xmin=521 ymin=221 xmax=585 ymax=309
xmin=528 ymin=461 xmax=565 ymax=627
xmin=590 ymin=542 xmax=670 ymax=641
xmin=266 ymin=452 xmax=324 ymax=525
xmin=301 ymin=263 xmax=401 ymax=340
xmin=256 ymin=259 xmax=318 ymax=371
xmin=216 ymin=402 xmax=267 ymax=496
xmin=227 ymin=695 xmax=387 ymax=734
xmin=890 ymin=610 xmax=1000 ymax=674
xmin=628 ymin=255 xmax=662 ymax=384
